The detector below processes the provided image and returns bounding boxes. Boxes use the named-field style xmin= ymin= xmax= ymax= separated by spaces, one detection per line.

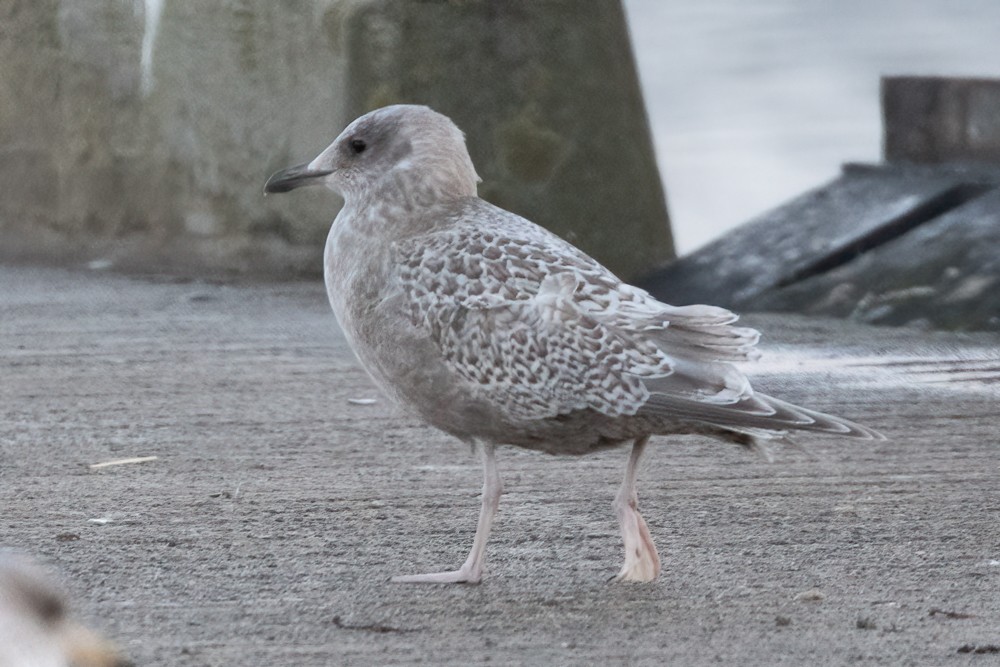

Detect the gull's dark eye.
xmin=350 ymin=139 xmax=367 ymax=154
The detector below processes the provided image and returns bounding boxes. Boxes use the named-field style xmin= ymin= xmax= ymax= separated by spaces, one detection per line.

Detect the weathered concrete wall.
xmin=883 ymin=76 xmax=1000 ymax=165
xmin=0 ymin=1 xmax=672 ymax=279
xmin=0 ymin=0 xmax=347 ymax=276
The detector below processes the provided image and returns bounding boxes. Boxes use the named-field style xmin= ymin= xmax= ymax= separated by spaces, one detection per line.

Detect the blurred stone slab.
xmin=883 ymin=76 xmax=1000 ymax=164
xmin=342 ymin=0 xmax=673 ymax=279
xmin=640 ymin=163 xmax=1000 ymax=332
xmin=640 ymin=166 xmax=985 ymax=306
xmin=0 ymin=1 xmax=672 ymax=280
xmin=756 ymin=166 xmax=1000 ymax=331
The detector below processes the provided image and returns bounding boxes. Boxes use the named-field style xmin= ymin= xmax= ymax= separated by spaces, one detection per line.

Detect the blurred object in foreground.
xmin=641 ymin=76 xmax=1000 ymax=332
xmin=0 ymin=553 xmax=128 ymax=667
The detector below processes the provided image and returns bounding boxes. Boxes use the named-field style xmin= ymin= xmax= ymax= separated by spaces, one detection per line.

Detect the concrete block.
xmin=340 ymin=0 xmax=674 ymax=280
xmin=883 ymin=76 xmax=1000 ymax=164
xmin=0 ymin=1 xmax=673 ymax=280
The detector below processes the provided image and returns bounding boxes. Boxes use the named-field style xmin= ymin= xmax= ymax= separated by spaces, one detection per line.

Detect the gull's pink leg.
xmin=393 ymin=442 xmax=501 ymax=584
xmin=612 ymin=436 xmax=661 ymax=582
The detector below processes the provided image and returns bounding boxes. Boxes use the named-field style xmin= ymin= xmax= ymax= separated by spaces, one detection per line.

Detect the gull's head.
xmin=264 ymin=104 xmax=480 ymax=203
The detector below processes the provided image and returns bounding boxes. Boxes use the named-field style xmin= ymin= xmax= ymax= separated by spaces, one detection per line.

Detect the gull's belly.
xmin=323 ymin=234 xmax=464 ymax=425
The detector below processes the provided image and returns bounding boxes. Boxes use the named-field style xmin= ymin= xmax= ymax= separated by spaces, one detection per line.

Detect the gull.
xmin=264 ymin=104 xmax=883 ymax=584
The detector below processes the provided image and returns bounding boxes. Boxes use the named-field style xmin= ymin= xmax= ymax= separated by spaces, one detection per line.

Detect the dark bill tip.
xmin=263 ymin=163 xmax=334 ymax=194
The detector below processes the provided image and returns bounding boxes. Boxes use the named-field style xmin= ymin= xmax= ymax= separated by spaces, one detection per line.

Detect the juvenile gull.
xmin=264 ymin=104 xmax=883 ymax=584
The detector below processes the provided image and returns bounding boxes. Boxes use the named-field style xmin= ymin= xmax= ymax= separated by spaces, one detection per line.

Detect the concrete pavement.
xmin=1 ymin=264 xmax=998 ymax=665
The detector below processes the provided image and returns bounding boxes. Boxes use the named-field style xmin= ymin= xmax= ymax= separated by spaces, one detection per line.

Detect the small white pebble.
xmin=347 ymin=398 xmax=378 ymax=405
xmin=794 ymin=588 xmax=825 ymax=602
xmin=88 ymin=518 xmax=113 ymax=525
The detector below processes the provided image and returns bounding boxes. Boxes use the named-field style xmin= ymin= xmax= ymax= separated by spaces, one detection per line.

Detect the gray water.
xmin=624 ymin=0 xmax=1000 ymax=253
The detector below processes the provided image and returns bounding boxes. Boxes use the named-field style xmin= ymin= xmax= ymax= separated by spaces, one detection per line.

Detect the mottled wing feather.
xmin=395 ymin=203 xmax=762 ymax=420
xmin=407 ymin=270 xmax=673 ymax=420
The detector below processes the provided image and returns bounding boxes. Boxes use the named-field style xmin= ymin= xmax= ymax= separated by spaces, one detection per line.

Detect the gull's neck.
xmin=341 ymin=160 xmax=477 ymax=237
